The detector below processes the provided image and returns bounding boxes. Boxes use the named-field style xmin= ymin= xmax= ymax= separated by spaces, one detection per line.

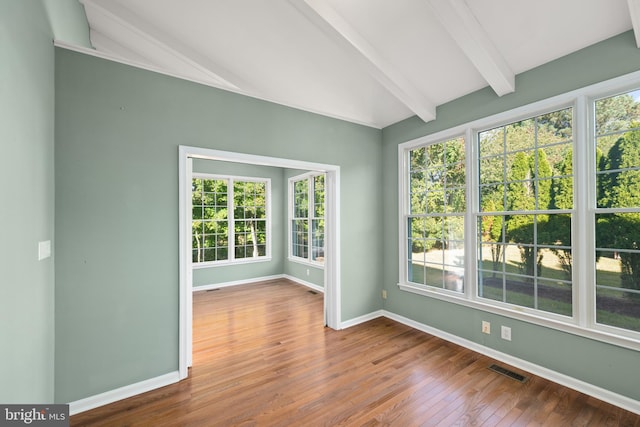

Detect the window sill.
xmin=287 ymin=256 xmax=325 ymax=269
xmin=193 ymin=256 xmax=272 ymax=269
xmin=398 ymin=281 xmax=640 ymax=352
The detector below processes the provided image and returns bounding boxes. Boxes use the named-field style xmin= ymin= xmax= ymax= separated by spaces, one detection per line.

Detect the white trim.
xmin=382 ymin=311 xmax=640 ymax=416
xmin=68 ymin=371 xmax=180 ymax=415
xmin=178 ymin=149 xmax=192 ymax=378
xmin=179 ymin=146 xmax=341 ymax=381
xmin=193 ymin=257 xmax=273 ymax=269
xmin=193 ymin=274 xmax=286 ymax=292
xmin=286 ymin=256 xmax=325 ymax=269
xmin=284 ymin=274 xmax=325 ymax=294
xmin=340 ymin=310 xmax=385 ymax=329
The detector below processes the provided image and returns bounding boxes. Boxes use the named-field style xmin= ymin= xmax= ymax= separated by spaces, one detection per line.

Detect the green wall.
xmin=191 ymin=159 xmax=285 ymax=287
xmin=54 ymin=48 xmax=383 ymax=402
xmin=42 ymin=0 xmax=92 ymax=48
xmin=381 ymin=31 xmax=640 ymax=402
xmin=0 ymin=0 xmax=56 ymax=403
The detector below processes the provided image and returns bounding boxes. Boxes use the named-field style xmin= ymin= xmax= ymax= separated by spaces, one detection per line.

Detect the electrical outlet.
xmin=501 ymin=326 xmax=512 ymax=341
xmin=38 ymin=240 xmax=51 ymax=261
xmin=382 ymin=290 xmax=387 ymax=299
xmin=482 ymin=321 xmax=491 ymax=334
xmin=306 ymin=269 xmax=310 ymax=276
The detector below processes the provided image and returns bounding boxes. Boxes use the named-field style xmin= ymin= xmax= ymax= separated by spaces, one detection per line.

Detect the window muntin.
xmin=233 ymin=181 xmax=268 ymax=259
xmin=192 ymin=175 xmax=269 ymax=265
xmin=594 ymin=90 xmax=640 ymax=333
xmin=290 ymin=173 xmax=325 ymax=264
xmin=407 ymin=137 xmax=465 ymax=293
xmin=477 ymin=107 xmax=574 ymax=317
xmin=399 ymin=77 xmax=640 ymax=346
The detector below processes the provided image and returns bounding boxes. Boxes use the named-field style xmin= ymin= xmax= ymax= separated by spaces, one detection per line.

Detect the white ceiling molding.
xmin=290 ymin=0 xmax=437 ymax=123
xmin=627 ymin=0 xmax=640 ymax=47
xmin=89 ymin=29 xmax=154 ymax=66
xmin=80 ymin=0 xmax=252 ymax=93
xmin=428 ymin=0 xmax=515 ymax=97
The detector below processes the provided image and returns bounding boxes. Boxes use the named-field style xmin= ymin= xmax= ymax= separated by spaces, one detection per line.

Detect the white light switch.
xmin=38 ymin=240 xmax=51 ymax=260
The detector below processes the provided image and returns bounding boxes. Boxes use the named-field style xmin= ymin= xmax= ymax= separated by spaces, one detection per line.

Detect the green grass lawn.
xmin=408 ymin=258 xmax=640 ymax=332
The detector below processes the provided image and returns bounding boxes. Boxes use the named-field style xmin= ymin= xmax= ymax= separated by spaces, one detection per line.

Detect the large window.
xmin=477 ymin=108 xmax=574 ymax=316
xmin=399 ymin=75 xmax=640 ymax=347
xmin=595 ymin=90 xmax=640 ymax=332
xmin=290 ymin=173 xmax=325 ymax=264
xmin=407 ymin=137 xmax=465 ymax=292
xmin=192 ymin=174 xmax=270 ymax=265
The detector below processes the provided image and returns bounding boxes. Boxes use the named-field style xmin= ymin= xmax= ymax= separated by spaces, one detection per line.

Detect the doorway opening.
xmin=178 ymin=146 xmax=341 ymax=378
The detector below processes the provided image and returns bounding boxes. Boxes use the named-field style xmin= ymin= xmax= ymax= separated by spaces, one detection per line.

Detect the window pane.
xmin=479 ymin=126 xmax=504 ymax=157
xmin=505 ymin=118 xmax=535 ymax=152
xmin=537 ymin=278 xmax=572 ymax=316
xmin=424 ymin=263 xmax=444 ymax=288
xmin=408 ymin=259 xmax=425 ymax=285
xmin=294 ymin=179 xmax=308 ymax=218
xmin=445 ymin=188 xmax=465 ymax=212
xmin=312 ymin=219 xmax=324 ymax=262
xmin=292 ymin=219 xmax=309 ymax=259
xmin=595 ymin=90 xmax=640 ymax=136
xmin=478 ymin=271 xmax=504 ymax=302
xmin=596 ymin=249 xmax=640 ymax=331
xmin=479 ymin=184 xmax=505 ymax=212
xmin=444 ymin=216 xmax=464 ymax=242
xmin=477 ymin=109 xmax=573 ymax=315
xmin=410 ymin=172 xmax=427 ymax=215
xmin=596 ymin=288 xmax=640 ymax=332
xmin=479 ymin=156 xmax=504 ymax=185
xmin=314 ymin=175 xmax=325 ymax=218
xmin=407 ymin=137 xmax=464 ymax=292
xmin=478 ymin=242 xmax=504 ymax=273
xmin=505 ymin=274 xmax=535 ymax=309
xmin=595 ymin=91 xmax=640 ymax=331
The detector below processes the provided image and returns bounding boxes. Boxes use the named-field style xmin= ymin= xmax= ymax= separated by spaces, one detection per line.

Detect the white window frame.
xmin=404 ymin=135 xmax=467 ymax=294
xmin=398 ymin=69 xmax=640 ymax=351
xmin=288 ymin=171 xmax=325 ymax=267
xmin=192 ymin=173 xmax=272 ymax=268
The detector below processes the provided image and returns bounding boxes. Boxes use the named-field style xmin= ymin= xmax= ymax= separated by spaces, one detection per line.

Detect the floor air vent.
xmin=308 ymin=290 xmax=318 ymax=295
xmin=488 ymin=364 xmax=528 ymax=383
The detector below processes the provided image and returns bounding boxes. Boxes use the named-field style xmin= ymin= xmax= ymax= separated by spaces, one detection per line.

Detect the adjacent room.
xmin=2 ymin=0 xmax=640 ymax=424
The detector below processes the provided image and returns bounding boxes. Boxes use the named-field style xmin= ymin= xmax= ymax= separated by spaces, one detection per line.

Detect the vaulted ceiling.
xmin=79 ymin=0 xmax=640 ymax=128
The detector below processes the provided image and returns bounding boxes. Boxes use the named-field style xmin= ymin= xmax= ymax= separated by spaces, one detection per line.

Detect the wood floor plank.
xmin=71 ymin=279 xmax=640 ymax=426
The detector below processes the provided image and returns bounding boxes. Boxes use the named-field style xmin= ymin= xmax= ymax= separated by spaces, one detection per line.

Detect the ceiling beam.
xmin=290 ymin=0 xmax=436 ymax=122
xmin=80 ymin=0 xmax=253 ymax=93
xmin=627 ymin=0 xmax=640 ymax=48
xmin=428 ymin=0 xmax=515 ymax=97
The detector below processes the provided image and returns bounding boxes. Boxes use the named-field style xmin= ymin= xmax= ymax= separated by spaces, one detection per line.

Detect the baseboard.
xmin=341 ymin=310 xmax=384 ymax=329
xmin=68 ymin=371 xmax=180 ymax=415
xmin=193 ymin=274 xmax=286 ymax=292
xmin=382 ymin=310 xmax=640 ymax=416
xmin=283 ymin=275 xmax=324 ymax=294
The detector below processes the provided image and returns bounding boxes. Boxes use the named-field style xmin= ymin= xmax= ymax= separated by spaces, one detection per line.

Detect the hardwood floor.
xmin=71 ymin=279 xmax=640 ymax=426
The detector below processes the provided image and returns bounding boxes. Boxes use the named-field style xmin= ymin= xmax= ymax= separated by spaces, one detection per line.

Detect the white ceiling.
xmin=79 ymin=0 xmax=640 ymax=129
